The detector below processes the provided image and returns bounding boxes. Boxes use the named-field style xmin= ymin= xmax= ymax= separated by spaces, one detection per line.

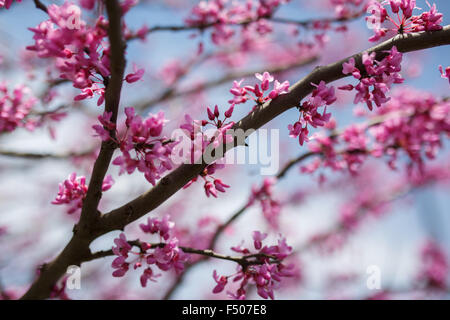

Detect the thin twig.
xmin=128 ymin=11 xmax=365 ymax=40
xmin=88 ymin=240 xmax=279 ymax=267
xmin=33 ymin=0 xmax=48 ymax=13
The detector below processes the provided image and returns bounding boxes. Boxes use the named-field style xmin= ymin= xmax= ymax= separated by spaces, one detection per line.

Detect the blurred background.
xmin=0 ymin=0 xmax=449 ymax=299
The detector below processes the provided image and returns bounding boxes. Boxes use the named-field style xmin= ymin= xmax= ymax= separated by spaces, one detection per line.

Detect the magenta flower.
xmin=228 ymin=72 xmax=289 ymax=105
xmin=252 ymin=231 xmax=268 ymax=250
xmin=140 ymin=215 xmax=175 ymax=241
xmin=340 ymin=46 xmax=403 ymax=111
xmin=52 ymin=173 xmax=114 ymax=214
xmin=0 ymin=84 xmax=37 ymax=133
xmin=125 ymin=64 xmax=145 ymax=83
xmin=107 ymin=108 xmax=176 ymax=186
xmin=92 ymin=111 xmax=115 ymax=141
xmin=366 ymin=0 xmax=442 ymax=42
xmin=27 ymin=2 xmax=111 ymax=105
xmin=212 ymin=270 xmax=228 ymax=294
xmin=0 ymin=0 xmax=20 ymax=9
xmin=342 ymin=58 xmax=361 ymax=79
xmin=439 ymin=65 xmax=450 ymax=85
xmin=288 ymin=81 xmax=335 ymax=146
xmin=218 ymin=234 xmax=294 ymax=300
xmin=255 ymin=72 xmax=274 ymax=91
xmin=268 ymin=80 xmax=290 ymax=99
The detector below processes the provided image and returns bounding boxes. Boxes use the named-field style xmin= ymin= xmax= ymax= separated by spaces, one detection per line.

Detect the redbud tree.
xmin=0 ymin=0 xmax=449 ymax=300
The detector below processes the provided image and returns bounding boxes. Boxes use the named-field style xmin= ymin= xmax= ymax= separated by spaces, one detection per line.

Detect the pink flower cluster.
xmin=0 ymin=83 xmax=37 ymax=133
xmin=300 ymin=87 xmax=450 ymax=178
xmin=111 ymin=216 xmax=189 ymax=287
xmin=288 ymin=81 xmax=335 ymax=146
xmin=366 ymin=0 xmax=443 ymax=42
xmin=27 ymin=1 xmax=143 ymax=105
xmin=184 ymin=163 xmax=230 ymax=198
xmin=93 ymin=107 xmax=176 ymax=186
xmin=302 ymin=124 xmax=368 ymax=176
xmin=418 ymin=240 xmax=448 ymax=290
xmin=0 ymin=0 xmax=20 ymax=9
xmin=213 ymin=232 xmax=294 ymax=300
xmin=185 ymin=0 xmax=290 ymax=45
xmin=229 ymin=72 xmax=289 ymax=106
xmin=248 ymin=178 xmax=282 ymax=229
xmin=339 ymin=46 xmax=403 ymax=111
xmin=180 ymin=105 xmax=236 ymax=198
xmin=52 ymin=172 xmax=114 ymax=214
xmin=27 ymin=2 xmax=110 ymax=105
xmin=370 ymin=88 xmax=450 ymax=175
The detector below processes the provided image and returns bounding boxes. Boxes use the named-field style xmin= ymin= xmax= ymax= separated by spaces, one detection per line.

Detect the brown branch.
xmin=87 ymin=240 xmax=279 ymax=267
xmin=33 ymin=0 xmax=47 ymax=13
xmin=100 ymin=26 xmax=450 ymax=235
xmin=161 ymin=103 xmax=448 ymax=298
xmin=20 ymin=0 xmax=126 ymax=300
xmin=20 ymin=26 xmax=450 ymax=299
xmin=0 ymin=149 xmax=94 ymax=160
xmin=77 ymin=0 xmax=127 ymax=232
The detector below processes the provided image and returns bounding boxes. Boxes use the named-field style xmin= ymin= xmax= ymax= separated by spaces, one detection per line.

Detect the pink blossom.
xmin=181 ymin=105 xmax=235 ymax=198
xmin=212 ymin=270 xmax=228 ymax=294
xmin=108 ymin=108 xmax=176 ymax=186
xmin=0 ymin=83 xmax=37 ymax=133
xmin=184 ymin=0 xmax=288 ymax=45
xmin=366 ymin=0 xmax=442 ymax=41
xmin=220 ymin=234 xmax=294 ymax=300
xmin=125 ymin=64 xmax=145 ymax=83
xmin=248 ymin=178 xmax=282 ymax=228
xmin=439 ymin=65 xmax=450 ymax=85
xmin=92 ymin=111 xmax=115 ymax=141
xmin=140 ymin=268 xmax=159 ymax=287
xmin=342 ymin=57 xmax=361 ymax=79
xmin=228 ymin=72 xmax=289 ymax=105
xmin=340 ymin=46 xmax=403 ymax=111
xmin=268 ymin=80 xmax=290 ymax=99
xmin=111 ymin=218 xmax=189 ymax=284
xmin=79 ymin=0 xmax=95 ymax=10
xmin=0 ymin=0 xmax=21 ymax=9
xmin=27 ymin=2 xmax=110 ymax=105
xmin=252 ymin=231 xmax=268 ymax=250
xmin=140 ymin=215 xmax=175 ymax=241
xmin=255 ymin=72 xmax=274 ymax=91
xmin=288 ymin=81 xmax=335 ymax=146
xmin=52 ymin=173 xmax=114 ymax=214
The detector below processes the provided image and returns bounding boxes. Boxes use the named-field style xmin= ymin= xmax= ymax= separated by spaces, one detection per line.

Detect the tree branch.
xmin=99 ymin=26 xmax=450 ymax=235
xmin=20 ymin=25 xmax=450 ymax=299
xmin=20 ymin=0 xmax=126 ymax=300
xmin=33 ymin=0 xmax=47 ymax=13
xmin=88 ymin=240 xmax=279 ymax=268
xmin=77 ymin=0 xmax=127 ymax=233
xmin=0 ymin=149 xmax=94 ymax=160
